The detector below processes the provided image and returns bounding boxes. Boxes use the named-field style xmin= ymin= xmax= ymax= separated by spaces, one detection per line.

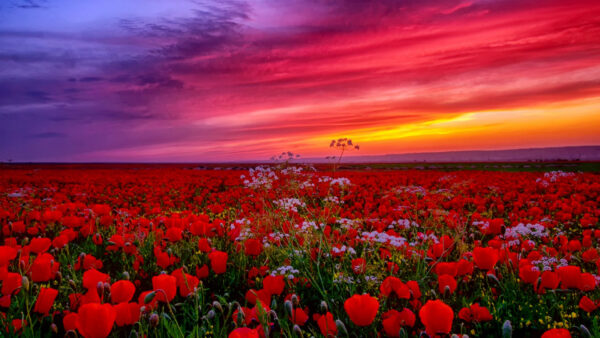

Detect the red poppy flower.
xmin=557 ymin=266 xmax=581 ymax=289
xmin=263 ymin=275 xmax=285 ymax=296
xmin=114 ymin=302 xmax=141 ymax=326
xmin=578 ymin=295 xmax=598 ymax=312
xmin=29 ymin=238 xmax=52 ymax=254
xmin=344 ymin=294 xmax=379 ymax=327
xmin=63 ymin=312 xmax=78 ymax=332
xmin=382 ymin=308 xmax=416 ymax=337
xmin=473 ymin=247 xmax=499 ymax=270
xmin=166 ymin=227 xmax=183 ymax=242
xmin=33 ymin=287 xmax=58 ymax=315
xmin=380 ymin=276 xmax=410 ymax=299
xmin=578 ymin=273 xmax=597 ymax=291
xmin=438 ymin=274 xmax=457 ymax=295
xmin=0 ymin=246 xmax=18 ymax=266
xmin=198 ymin=238 xmax=212 ymax=253
xmin=152 ymin=274 xmax=177 ymax=302
xmin=110 ymin=280 xmax=135 ymax=304
xmin=541 ymin=328 xmax=571 ymax=338
xmin=458 ymin=303 xmax=493 ymax=323
xmin=435 ymin=262 xmax=458 ymax=277
xmin=244 ymin=239 xmax=263 ymax=257
xmin=292 ymin=308 xmax=309 ymax=326
xmin=228 ymin=327 xmax=260 ymax=338
xmin=82 ymin=269 xmax=110 ymax=291
xmin=209 ymin=250 xmax=228 ymax=274
xmin=1 ymin=272 xmax=21 ymax=296
xmin=539 ymin=271 xmax=559 ymax=290
xmin=419 ymin=300 xmax=453 ymax=337
xmin=76 ymin=303 xmax=116 ymax=338
xmin=351 ymin=258 xmax=367 ymax=274
xmin=316 ymin=312 xmax=337 ymax=337
xmin=519 ymin=265 xmax=540 ymax=285
xmin=31 ymin=254 xmax=59 ymax=282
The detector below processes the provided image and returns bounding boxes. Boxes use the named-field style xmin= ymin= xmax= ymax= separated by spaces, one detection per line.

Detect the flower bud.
xmin=320 ymin=301 xmax=328 ymax=313
xmin=21 ymin=276 xmax=30 ymax=292
xmin=212 ymin=301 xmax=223 ymax=313
xmin=502 ymin=320 xmax=512 ymax=338
xmin=149 ymin=313 xmax=159 ymax=327
xmin=284 ymin=300 xmax=293 ymax=316
xmin=335 ymin=320 xmax=348 ymax=336
xmin=144 ymin=291 xmax=156 ymax=304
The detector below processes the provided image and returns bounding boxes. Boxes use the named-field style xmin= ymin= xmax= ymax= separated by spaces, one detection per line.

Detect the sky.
xmin=1 ymin=0 xmax=599 ymax=162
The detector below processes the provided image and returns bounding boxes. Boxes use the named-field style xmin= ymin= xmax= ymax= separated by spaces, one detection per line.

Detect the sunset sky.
xmin=1 ymin=0 xmax=599 ymax=162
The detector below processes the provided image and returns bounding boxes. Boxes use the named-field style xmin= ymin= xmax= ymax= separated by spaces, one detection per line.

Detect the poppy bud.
xmin=50 ymin=323 xmax=58 ymax=334
xmin=22 ymin=276 xmax=30 ymax=292
xmin=129 ymin=330 xmax=139 ymax=338
xmin=284 ymin=300 xmax=293 ymax=316
xmin=579 ymin=325 xmax=592 ymax=338
xmin=69 ymin=279 xmax=77 ymax=289
xmin=335 ymin=320 xmax=348 ymax=335
xmin=291 ymin=294 xmax=299 ymax=306
xmin=122 ymin=271 xmax=130 ymax=280
xmin=271 ymin=298 xmax=277 ymax=309
xmin=97 ymin=281 xmax=104 ymax=297
xmin=149 ymin=313 xmax=159 ymax=327
xmin=144 ymin=291 xmax=156 ymax=304
xmin=55 ymin=271 xmax=62 ymax=283
xmin=207 ymin=309 xmax=216 ymax=320
xmin=293 ymin=324 xmax=303 ymax=336
xmin=320 ymin=300 xmax=328 ymax=312
xmin=212 ymin=301 xmax=223 ymax=313
xmin=502 ymin=320 xmax=512 ymax=338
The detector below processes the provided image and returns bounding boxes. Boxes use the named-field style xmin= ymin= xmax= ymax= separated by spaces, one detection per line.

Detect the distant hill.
xmin=303 ymin=146 xmax=600 ymax=163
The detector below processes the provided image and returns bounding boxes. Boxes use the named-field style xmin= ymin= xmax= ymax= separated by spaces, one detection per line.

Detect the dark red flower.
xmin=541 ymin=328 xmax=571 ymax=338
xmin=110 ymin=280 xmax=135 ymax=304
xmin=33 ymin=287 xmax=58 ymax=315
xmin=263 ymin=275 xmax=285 ymax=296
xmin=152 ymin=274 xmax=177 ymax=302
xmin=344 ymin=294 xmax=379 ymax=327
xmin=473 ymin=247 xmax=499 ymax=270
xmin=209 ymin=250 xmax=228 ymax=274
xmin=419 ymin=300 xmax=453 ymax=337
xmin=438 ymin=274 xmax=457 ymax=295
xmin=316 ymin=312 xmax=337 ymax=337
xmin=76 ymin=303 xmax=116 ymax=338
xmin=380 ymin=276 xmax=410 ymax=299
xmin=228 ymin=327 xmax=260 ymax=338
xmin=382 ymin=308 xmax=416 ymax=337
xmin=114 ymin=302 xmax=141 ymax=327
xmin=244 ymin=239 xmax=263 ymax=257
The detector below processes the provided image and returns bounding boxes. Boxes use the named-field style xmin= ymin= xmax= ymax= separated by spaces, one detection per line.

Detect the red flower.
xmin=578 ymin=273 xmax=596 ymax=291
xmin=292 ymin=308 xmax=309 ymax=326
xmin=316 ymin=312 xmax=337 ymax=337
xmin=539 ymin=271 xmax=559 ymax=291
xmin=110 ymin=280 xmax=135 ymax=304
xmin=380 ymin=276 xmax=410 ymax=299
xmin=1 ymin=272 xmax=21 ymax=296
xmin=519 ymin=265 xmax=540 ymax=285
xmin=578 ymin=295 xmax=598 ymax=312
xmin=557 ymin=266 xmax=581 ymax=289
xmin=82 ymin=269 xmax=110 ymax=291
xmin=351 ymin=258 xmax=367 ymax=274
xmin=382 ymin=308 xmax=416 ymax=337
xmin=76 ymin=303 xmax=116 ymax=338
xmin=473 ymin=247 xmax=499 ymax=270
xmin=458 ymin=303 xmax=493 ymax=323
xmin=31 ymin=254 xmax=59 ymax=282
xmin=209 ymin=250 xmax=228 ymax=274
xmin=419 ymin=300 xmax=453 ymax=337
xmin=435 ymin=262 xmax=457 ymax=277
xmin=344 ymin=294 xmax=379 ymax=327
xmin=0 ymin=246 xmax=18 ymax=266
xmin=63 ymin=312 xmax=78 ymax=332
xmin=198 ymin=238 xmax=212 ymax=253
xmin=166 ymin=227 xmax=183 ymax=242
xmin=438 ymin=274 xmax=457 ymax=295
xmin=244 ymin=239 xmax=263 ymax=257
xmin=228 ymin=327 xmax=260 ymax=338
xmin=152 ymin=274 xmax=177 ymax=302
xmin=33 ymin=287 xmax=58 ymax=315
xmin=263 ymin=275 xmax=285 ymax=296
xmin=541 ymin=328 xmax=571 ymax=338
xmin=29 ymin=238 xmax=52 ymax=254
xmin=114 ymin=302 xmax=141 ymax=326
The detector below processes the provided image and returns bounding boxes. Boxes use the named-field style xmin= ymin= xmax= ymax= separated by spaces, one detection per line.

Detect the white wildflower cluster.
xmin=389 ymin=218 xmax=419 ymax=230
xmin=361 ymin=231 xmax=407 ymax=247
xmin=323 ymin=196 xmax=340 ymax=204
xmin=396 ymin=185 xmax=427 ymax=195
xmin=364 ymin=275 xmax=380 ymax=283
xmin=332 ymin=245 xmax=357 ymax=256
xmin=336 ymin=218 xmax=361 ymax=230
xmin=294 ymin=221 xmax=323 ymax=233
xmin=262 ymin=231 xmax=290 ymax=248
xmin=333 ymin=274 xmax=355 ymax=284
xmin=503 ymin=223 xmax=548 ymax=239
xmin=536 ymin=171 xmax=576 ymax=186
xmin=329 ymin=177 xmax=352 ymax=187
xmin=273 ymin=198 xmax=306 ymax=212
xmin=242 ymin=166 xmax=279 ymax=189
xmin=280 ymin=166 xmax=304 ymax=175
xmin=270 ymin=265 xmax=300 ymax=280
xmin=472 ymin=220 xmax=494 ymax=232
xmin=231 ymin=218 xmax=252 ymax=241
xmin=298 ymin=179 xmax=315 ymax=189
xmin=530 ymin=257 xmax=569 ymax=271
xmin=318 ymin=176 xmax=332 ymax=183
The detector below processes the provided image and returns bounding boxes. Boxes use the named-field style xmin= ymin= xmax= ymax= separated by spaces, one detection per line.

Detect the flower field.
xmin=1 ymin=164 xmax=599 ymax=337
